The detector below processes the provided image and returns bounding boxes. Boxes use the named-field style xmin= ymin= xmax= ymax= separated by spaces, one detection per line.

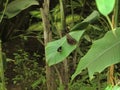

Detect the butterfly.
xmin=66 ymin=34 xmax=77 ymax=45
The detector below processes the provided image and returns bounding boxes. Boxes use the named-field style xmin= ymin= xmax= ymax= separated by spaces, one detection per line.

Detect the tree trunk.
xmin=40 ymin=1 xmax=57 ymax=90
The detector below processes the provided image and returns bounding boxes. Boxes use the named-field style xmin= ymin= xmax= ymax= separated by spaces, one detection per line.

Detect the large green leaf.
xmin=95 ymin=0 xmax=115 ymax=16
xmin=5 ymin=0 xmax=39 ymax=18
xmin=46 ymin=30 xmax=84 ymax=66
xmin=72 ymin=28 xmax=120 ymax=80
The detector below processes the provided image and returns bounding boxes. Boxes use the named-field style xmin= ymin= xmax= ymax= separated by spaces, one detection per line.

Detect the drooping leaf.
xmin=83 ymin=10 xmax=100 ymax=23
xmin=95 ymin=0 xmax=115 ymax=16
xmin=72 ymin=28 xmax=120 ymax=80
xmin=27 ymin=22 xmax=43 ymax=31
xmin=29 ymin=10 xmax=41 ymax=19
xmin=71 ymin=10 xmax=100 ymax=31
xmin=5 ymin=0 xmax=39 ymax=18
xmin=46 ymin=30 xmax=84 ymax=66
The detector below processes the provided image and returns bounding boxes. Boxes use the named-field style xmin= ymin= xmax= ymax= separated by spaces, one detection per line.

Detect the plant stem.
xmin=107 ymin=0 xmax=119 ymax=86
xmin=0 ymin=0 xmax=8 ymax=23
xmin=114 ymin=0 xmax=119 ymax=28
xmin=59 ymin=0 xmax=69 ymax=89
xmin=70 ymin=0 xmax=74 ymax=26
xmin=97 ymin=73 xmax=101 ymax=90
xmin=106 ymin=16 xmax=116 ymax=36
xmin=106 ymin=16 xmax=113 ymax=30
xmin=0 ymin=40 xmax=6 ymax=90
xmin=59 ymin=0 xmax=66 ymax=31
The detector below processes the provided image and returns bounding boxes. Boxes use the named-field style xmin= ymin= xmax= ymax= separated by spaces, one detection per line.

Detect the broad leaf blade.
xmin=5 ymin=0 xmax=39 ymax=18
xmin=46 ymin=30 xmax=84 ymax=66
xmin=95 ymin=0 xmax=115 ymax=16
xmin=72 ymin=28 xmax=120 ymax=80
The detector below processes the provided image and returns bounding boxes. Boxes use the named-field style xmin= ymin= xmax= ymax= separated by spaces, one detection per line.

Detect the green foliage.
xmin=27 ymin=22 xmax=43 ymax=31
xmin=29 ymin=10 xmax=41 ymax=19
xmin=95 ymin=0 xmax=115 ymax=16
xmin=70 ymin=71 xmax=107 ymax=90
xmin=51 ymin=5 xmax=61 ymax=22
xmin=70 ymin=78 xmax=97 ymax=90
xmin=5 ymin=0 xmax=39 ymax=18
xmin=31 ymin=77 xmax=46 ymax=89
xmin=105 ymin=85 xmax=120 ymax=90
xmin=72 ymin=28 xmax=120 ymax=80
xmin=66 ymin=14 xmax=81 ymax=25
xmin=13 ymin=50 xmax=46 ymax=89
xmin=71 ymin=10 xmax=100 ymax=31
xmin=0 ymin=41 xmax=6 ymax=90
xmin=45 ymin=10 xmax=100 ymax=66
xmin=0 ymin=0 xmax=8 ymax=23
xmin=46 ymin=30 xmax=84 ymax=66
xmin=2 ymin=53 xmax=7 ymax=70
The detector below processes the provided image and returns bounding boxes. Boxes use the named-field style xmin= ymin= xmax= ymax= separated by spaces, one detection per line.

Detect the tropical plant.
xmin=46 ymin=0 xmax=120 ymax=89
